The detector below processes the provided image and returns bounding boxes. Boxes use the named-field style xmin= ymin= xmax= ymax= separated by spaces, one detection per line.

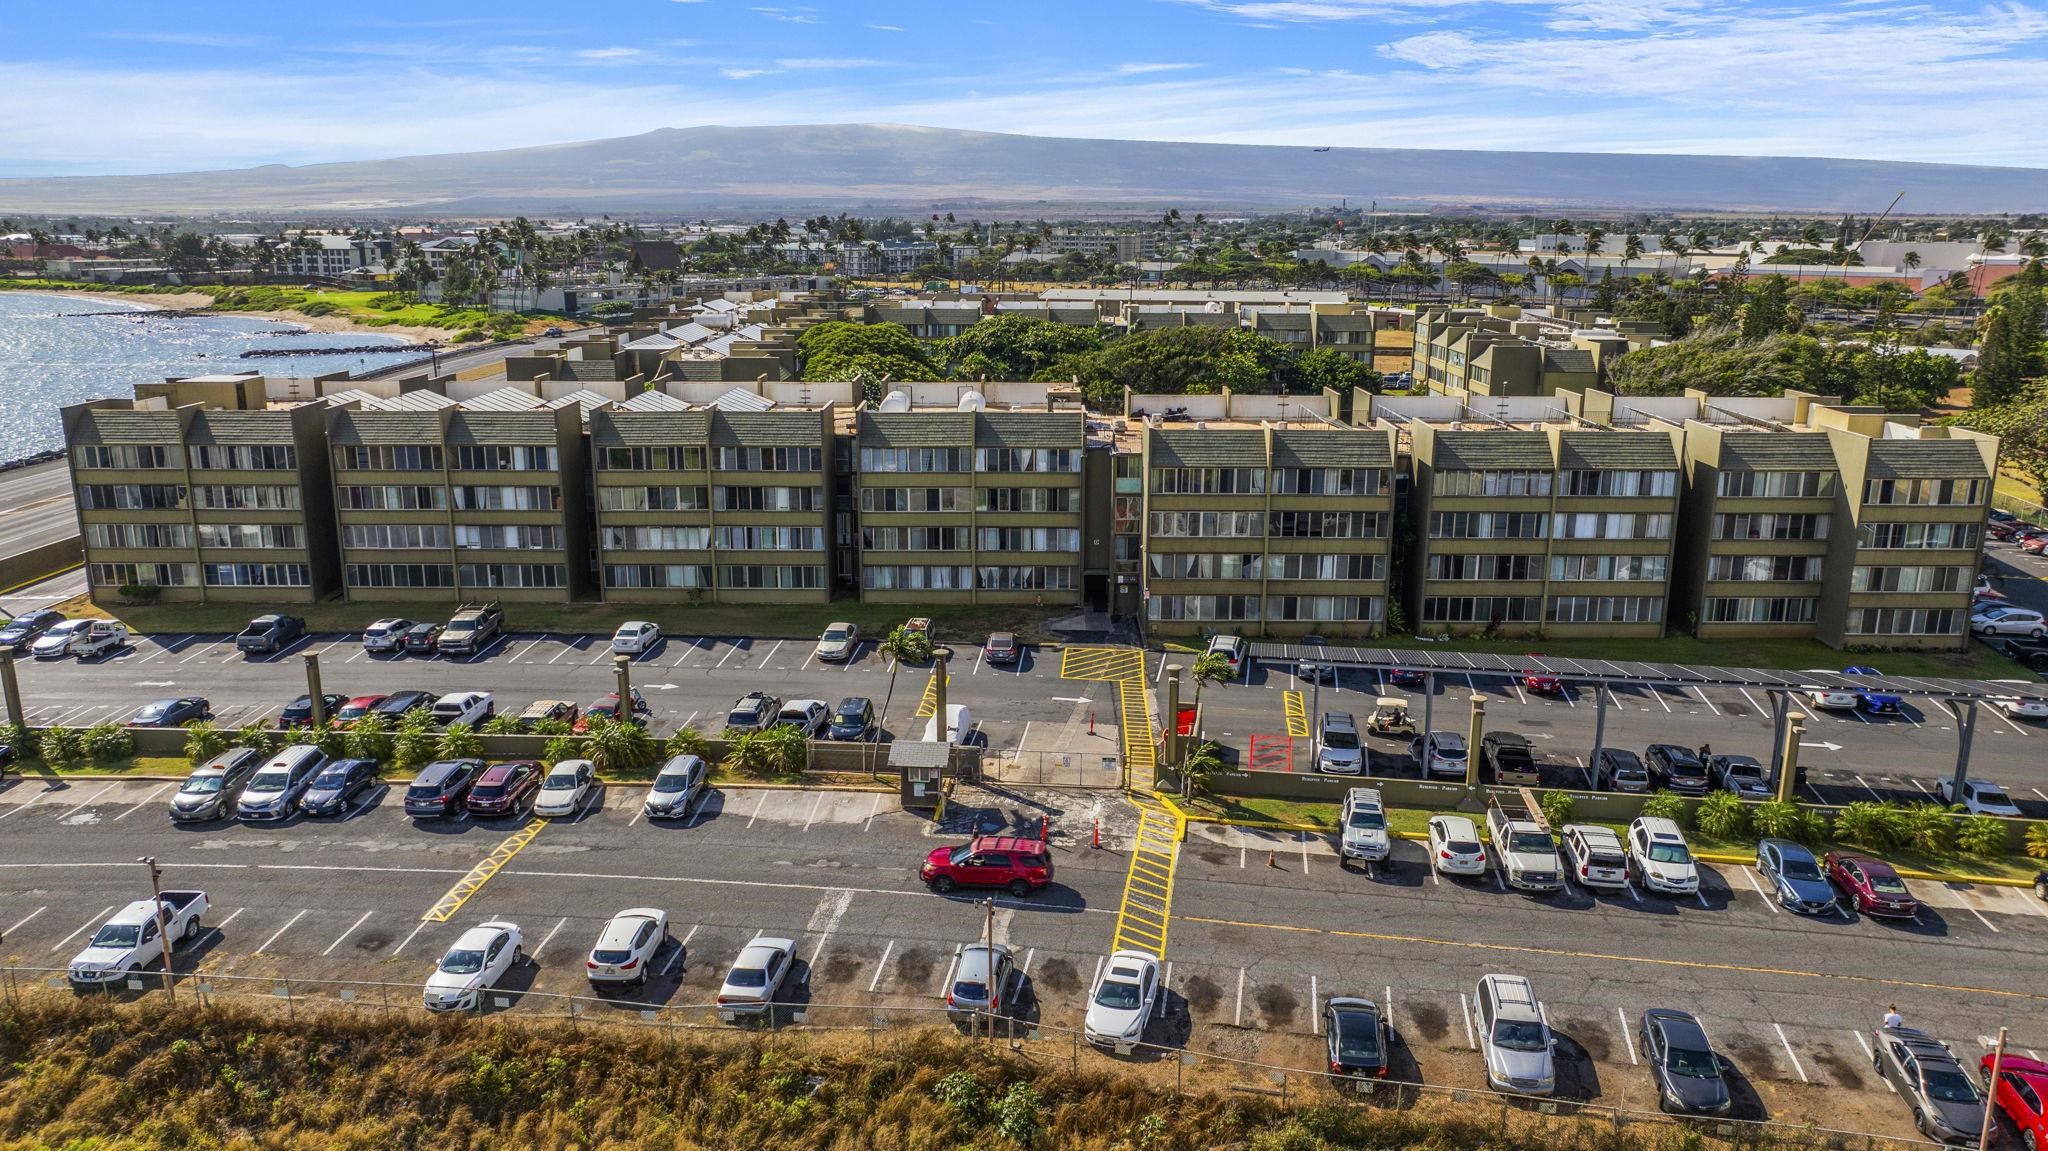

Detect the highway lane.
xmin=0 ymin=460 xmax=77 ymax=565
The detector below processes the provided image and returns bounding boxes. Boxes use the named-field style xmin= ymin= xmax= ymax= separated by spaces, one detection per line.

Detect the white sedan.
xmin=422 ymin=920 xmax=523 ymax=1012
xmin=1993 ymin=695 xmax=2048 ymax=721
xmin=1083 ymin=948 xmax=1161 ymax=1050
xmin=610 ymin=621 xmax=661 ymax=654
xmin=1936 ymin=777 xmax=2022 ymax=817
xmin=718 ymin=934 xmax=796 ymax=1017
xmin=1972 ymin=606 xmax=2047 ymax=638
xmin=1427 ymin=814 xmax=1489 ymax=877
xmin=30 ymin=619 xmax=92 ymax=659
xmin=533 ymin=759 xmax=595 ymax=817
xmin=1799 ymin=672 xmax=1860 ymax=711
xmin=586 ymin=907 xmax=668 ymax=989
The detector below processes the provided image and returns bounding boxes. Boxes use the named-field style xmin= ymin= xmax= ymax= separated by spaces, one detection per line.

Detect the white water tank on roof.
xmin=958 ymin=390 xmax=987 ymax=412
xmin=879 ymin=389 xmax=912 ymax=412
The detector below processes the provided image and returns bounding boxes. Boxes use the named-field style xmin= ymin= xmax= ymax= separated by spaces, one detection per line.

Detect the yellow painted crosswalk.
xmin=423 ymin=818 xmax=546 ymax=922
xmin=1113 ymin=797 xmax=1182 ymax=957
xmin=1282 ymin=690 xmax=1309 ymax=737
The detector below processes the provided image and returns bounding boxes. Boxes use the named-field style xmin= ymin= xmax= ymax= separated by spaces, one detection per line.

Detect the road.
xmin=0 ymin=775 xmax=2042 ymax=1143
xmin=0 ymin=460 xmax=77 ymax=569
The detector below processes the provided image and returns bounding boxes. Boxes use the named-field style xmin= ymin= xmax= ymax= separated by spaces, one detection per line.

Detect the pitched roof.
xmin=1270 ymin=428 xmax=1392 ymax=469
xmin=1149 ymin=428 xmax=1266 ymax=468
xmin=1716 ymin=433 xmax=1839 ymax=471
xmin=1556 ymin=431 xmax=1675 ymax=471
xmin=1866 ymin=440 xmax=1987 ymax=480
xmin=1430 ymin=431 xmax=1552 ymax=471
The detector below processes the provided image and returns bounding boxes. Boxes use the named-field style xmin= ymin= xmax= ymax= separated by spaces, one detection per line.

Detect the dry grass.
xmin=0 ymin=994 xmax=1789 ymax=1151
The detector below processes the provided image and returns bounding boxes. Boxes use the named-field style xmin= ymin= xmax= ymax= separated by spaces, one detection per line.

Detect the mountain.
xmin=2 ymin=123 xmax=2042 ymax=216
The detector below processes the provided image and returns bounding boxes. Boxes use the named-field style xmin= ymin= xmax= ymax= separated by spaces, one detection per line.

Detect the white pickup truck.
xmin=67 ymin=891 xmax=208 ymax=989
xmin=72 ymin=621 xmax=130 ymax=659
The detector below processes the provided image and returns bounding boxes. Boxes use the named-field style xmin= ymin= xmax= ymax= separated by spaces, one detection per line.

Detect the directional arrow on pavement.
xmin=134 ymin=680 xmax=176 ymax=688
xmin=643 ymin=683 xmax=680 ymax=691
xmin=1051 ymin=696 xmax=1093 ymax=703
xmin=1798 ymin=740 xmax=1845 ymax=752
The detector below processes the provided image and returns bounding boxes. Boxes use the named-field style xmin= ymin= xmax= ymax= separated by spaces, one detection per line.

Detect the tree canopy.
xmin=795 ymin=321 xmax=935 ymax=392
xmin=933 ymin=314 xmax=1104 ymax=380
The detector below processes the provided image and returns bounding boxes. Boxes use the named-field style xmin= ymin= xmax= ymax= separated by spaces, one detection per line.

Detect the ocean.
xmin=0 ymin=291 xmax=421 ymax=462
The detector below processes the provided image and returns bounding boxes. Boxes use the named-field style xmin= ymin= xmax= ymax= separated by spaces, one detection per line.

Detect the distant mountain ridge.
xmin=1 ymin=123 xmax=2042 ymax=215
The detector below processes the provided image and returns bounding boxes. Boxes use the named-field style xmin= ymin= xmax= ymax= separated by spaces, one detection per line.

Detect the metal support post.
xmin=1420 ymin=673 xmax=1434 ymax=742
xmin=1949 ymin=700 xmax=1977 ymax=802
xmin=1590 ymin=686 xmax=1608 ymax=779
xmin=1164 ymin=664 xmax=1182 ymax=779
xmin=613 ymin=654 xmax=632 ymax=711
xmin=1774 ymin=713 xmax=1806 ymax=805
xmin=1766 ymin=691 xmax=1790 ymax=779
xmin=1465 ymin=695 xmax=1487 ymax=789
xmin=303 ymin=653 xmax=327 ymax=728
xmin=0 ymin=653 xmax=23 ymax=730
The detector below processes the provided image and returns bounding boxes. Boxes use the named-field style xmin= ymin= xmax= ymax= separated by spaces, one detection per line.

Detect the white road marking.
xmin=1384 ymin=985 xmax=1394 ymax=1030
xmin=113 ymin=782 xmax=174 ymax=821
xmin=3 ymin=906 xmax=46 ymax=937
xmin=549 ymin=641 xmax=583 ymax=665
xmin=49 ymin=906 xmax=115 ymax=953
xmin=1310 ymin=974 xmax=1320 ymax=1032
xmin=805 ymin=889 xmax=854 ymax=968
xmin=1618 ymin=1007 xmax=1638 ymax=1064
xmin=509 ymin=637 xmax=547 ymax=662
xmin=1741 ymin=867 xmax=1781 ymax=912
xmin=973 ymin=645 xmax=984 ymax=675
xmin=1693 ymin=687 xmax=1721 ymax=716
xmin=663 ymin=925 xmax=697 ymax=976
xmin=1774 ymin=1023 xmax=1809 ymax=1082
xmin=59 ymin=781 xmax=123 ymax=815
xmin=0 ymin=788 xmax=51 ymax=822
xmin=253 ymin=909 xmax=307 ymax=955
xmin=715 ymin=643 xmax=740 ymax=669
xmin=1963 ymin=903 xmax=2000 ymax=933
xmin=868 ymin=940 xmax=896 ymax=992
xmin=1852 ymin=1030 xmax=1894 ymax=1092
xmin=864 ymin=792 xmax=883 ymax=832
xmin=213 ymin=907 xmax=246 ymax=932
xmin=135 ymin=635 xmax=194 ymax=664
xmin=746 ymin=791 xmax=768 ymax=829
xmin=759 ymin=639 xmax=782 ymax=666
xmin=941 ymin=947 xmax=963 ymax=1000
xmin=1299 ymin=830 xmax=1312 ymax=875
xmin=1459 ymin=991 xmax=1477 ymax=1048
xmin=1021 ymin=947 xmax=1036 ymax=974
xmin=322 ymin=911 xmax=374 ymax=957
xmin=1234 ymin=966 xmax=1247 ymax=1028
xmin=802 ymin=791 xmax=826 ymax=832
xmin=391 ymin=920 xmax=432 ymax=957
xmin=530 ymin=917 xmax=570 ymax=960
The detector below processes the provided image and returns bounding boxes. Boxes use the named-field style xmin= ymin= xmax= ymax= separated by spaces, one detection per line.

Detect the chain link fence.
xmin=0 ymin=964 xmax=1946 ymax=1151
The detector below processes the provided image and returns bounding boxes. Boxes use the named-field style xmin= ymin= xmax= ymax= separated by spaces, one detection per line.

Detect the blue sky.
xmin=5 ymin=0 xmax=2047 ymax=176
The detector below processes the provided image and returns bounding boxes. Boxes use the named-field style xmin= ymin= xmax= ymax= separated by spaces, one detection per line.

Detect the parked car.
xmin=641 ymin=755 xmax=707 ymax=820
xmin=1640 ymin=1008 xmax=1732 ymax=1115
xmin=29 ymin=619 xmax=92 ymax=659
xmin=577 ymin=690 xmax=649 ymax=730
xmin=983 ymin=631 xmax=1020 ymax=666
xmin=1315 ymin=711 xmax=1364 ymax=774
xmin=437 ymin=602 xmax=504 ymax=656
xmin=827 ymin=697 xmax=875 ymax=741
xmin=1338 ymin=787 xmax=1390 ymax=866
xmin=1801 ymin=671 xmax=1862 ymax=711
xmin=236 ymin=745 xmax=327 ymax=821
xmin=1980 ymin=1053 xmax=2048 ymax=1151
xmin=1325 ymin=996 xmax=1395 ymax=1078
xmin=1519 ymin=658 xmax=1565 ymax=695
xmin=335 ymin=694 xmax=389 ymax=723
xmin=1475 ymin=973 xmax=1555 ymax=1096
xmin=0 ymin=609 xmax=63 ymax=653
xmin=1480 ymin=730 xmax=1540 ymax=787
xmin=300 ymin=758 xmax=380 ymax=817
xmin=1084 ymin=949 xmax=1162 ymax=1050
xmin=1841 ymin=665 xmax=1903 ymax=714
xmin=1384 ymin=665 xmax=1428 ymax=689
xmin=515 ymin=699 xmax=578 ymax=730
xmin=533 ymin=759 xmax=595 ymax=818
xmin=66 ymin=891 xmax=209 ymax=990
xmin=776 ymin=699 xmax=830 ymax=737
xmin=1627 ymin=817 xmax=1700 ymax=897
xmin=466 ymin=761 xmax=542 ymax=818
xmin=236 ymin=613 xmax=305 ymax=655
xmin=1998 ymin=637 xmax=2048 ymax=674
xmin=1204 ymin=634 xmax=1244 ymax=676
xmin=1426 ymin=814 xmax=1487 ymax=878
xmin=947 ymin=942 xmax=1018 ymax=1022
xmin=1593 ymin=747 xmax=1650 ymax=792
xmin=814 ymin=621 xmax=859 ymax=662
xmin=1936 ymin=776 xmax=2022 ymax=817
xmin=610 ymin=620 xmax=661 ymax=655
xmin=430 ymin=691 xmax=494 ymax=727
xmin=276 ymin=693 xmax=347 ymax=730
xmin=1410 ymin=731 xmax=1469 ymax=779
xmin=361 ymin=618 xmax=413 ymax=653
xmin=1559 ymin=824 xmax=1629 ymax=891
xmin=587 ymin=908 xmax=668 ymax=989
xmin=717 ymin=934 xmax=796 ymax=1017
xmin=1757 ymin=838 xmax=1838 ymax=915
xmin=401 ymin=622 xmax=444 ymax=654
xmin=1873 ymin=1025 xmax=1983 ymax=1145
xmin=370 ymin=690 xmax=437 ymax=720
xmin=1485 ymin=799 xmax=1561 ymax=894
xmin=422 ymin=920 xmax=523 ymax=1012
xmin=2025 ymin=535 xmax=2048 ymax=556
xmin=725 ymin=692 xmax=780 ymax=733
xmin=1645 ymin=744 xmax=1710 ymax=795
xmin=920 ymin=835 xmax=1054 ymax=897
xmin=1990 ymin=691 xmax=2048 ymax=721
xmin=72 ymin=620 xmax=129 ymax=659
xmin=168 ymin=748 xmax=263 ymax=822
xmin=1295 ymin=634 xmax=1335 ymax=683
xmin=1973 ymin=605 xmax=2047 ymax=638
xmin=404 ymin=759 xmax=482 ymax=819
xmin=127 ymin=696 xmax=209 ymax=728
xmin=1822 ymin=852 xmax=1919 ymax=919
xmin=1709 ymin=754 xmax=1771 ymax=799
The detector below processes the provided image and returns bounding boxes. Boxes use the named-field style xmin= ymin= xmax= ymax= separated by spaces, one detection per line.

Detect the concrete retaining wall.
xmin=0 ymin=537 xmax=80 ymax=593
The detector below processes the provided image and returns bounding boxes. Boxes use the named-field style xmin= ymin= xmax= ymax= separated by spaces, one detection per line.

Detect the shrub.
xmin=1694 ymin=791 xmax=1750 ymax=841
xmin=585 ymin=718 xmax=656 ymax=773
xmin=723 ymin=729 xmax=774 ymax=778
xmin=532 ymin=718 xmax=574 ymax=738
xmin=39 ymin=726 xmax=83 ymax=764
xmin=2028 ymin=822 xmax=2048 ymax=861
xmin=393 ymin=725 xmax=438 ymax=770
xmin=542 ymin=735 xmax=582 ymax=764
xmin=992 ymin=1082 xmax=1044 ymax=1147
xmin=1751 ymin=801 xmax=1812 ymax=843
xmin=116 ymin=583 xmax=162 ymax=605
xmin=345 ymin=715 xmax=392 ymax=763
xmin=182 ymin=721 xmax=227 ymax=765
xmin=236 ymin=723 xmax=277 ymax=755
xmin=1538 ymin=789 xmax=1574 ymax=829
xmin=758 ymin=725 xmax=808 ymax=775
xmin=1955 ymin=816 xmax=2009 ymax=858
xmin=1831 ymin=801 xmax=1905 ymax=852
xmin=285 ymin=725 xmax=318 ymax=747
xmin=1900 ymin=802 xmax=1957 ymax=856
xmin=83 ymin=722 xmax=133 ymax=763
xmin=0 ymin=721 xmax=34 ymax=761
xmin=480 ymin=714 xmax=522 ymax=735
xmin=313 ymin=723 xmax=350 ymax=759
xmin=1639 ymin=789 xmax=1687 ymax=826
xmin=666 ymin=726 xmax=711 ymax=762
xmin=880 ymin=624 xmax=933 ymax=666
xmin=438 ymin=723 xmax=483 ymax=760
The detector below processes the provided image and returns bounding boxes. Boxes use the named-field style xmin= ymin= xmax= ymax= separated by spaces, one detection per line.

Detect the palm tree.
xmin=1582 ymin=227 xmax=1605 ymax=258
xmin=1902 ymin=250 xmax=1921 ymax=271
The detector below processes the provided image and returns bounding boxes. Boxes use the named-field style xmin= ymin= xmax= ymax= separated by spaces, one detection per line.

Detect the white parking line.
xmin=135 ymin=635 xmax=194 ymax=664
xmin=1854 ymin=775 xmax=1883 ymax=801
xmin=863 ymin=792 xmax=883 ymax=832
xmin=1021 ymin=947 xmax=1036 ymax=974
xmin=59 ymin=781 xmax=123 ymax=815
xmin=1773 ymin=1023 xmax=1809 ymax=1082
xmin=391 ymin=920 xmax=432 ymax=957
xmin=0 ymin=789 xmax=51 ymax=822
xmin=1851 ymin=1030 xmax=1895 ymax=1092
xmin=549 ymin=642 xmax=584 ymax=665
xmin=530 ymin=917 xmax=569 ymax=960
xmin=1310 ymin=974 xmax=1320 ymax=1032
xmin=1234 ymin=965 xmax=1247 ymax=1027
xmin=1740 ymin=867 xmax=1781 ymax=912
xmin=746 ymin=792 xmax=768 ymax=828
xmin=1618 ymin=1007 xmax=1638 ymax=1064
xmin=322 ymin=911 xmax=374 ymax=957
xmin=715 ymin=643 xmax=740 ymax=669
xmin=663 ymin=925 xmax=697 ymax=976
xmin=1963 ymin=903 xmax=2000 ymax=933
xmin=801 ymin=791 xmax=825 ymax=832
xmin=868 ymin=940 xmax=895 ymax=992
xmin=1459 ymin=991 xmax=1477 ymax=1048
xmin=254 ymin=909 xmax=307 ymax=955
xmin=213 ymin=908 xmax=246 ymax=934
xmin=941 ymin=946 xmax=963 ymax=1001
xmin=3 ymin=906 xmax=46 ymax=937
xmin=1384 ymin=984 xmax=1394 ymax=1030
xmin=509 ymin=637 xmax=547 ymax=663
xmin=1693 ymin=687 xmax=1721 ymax=716
xmin=50 ymin=906 xmax=115 ymax=953
xmin=1299 ymin=831 xmax=1312 ymax=875
xmin=113 ymin=782 xmax=175 ymax=821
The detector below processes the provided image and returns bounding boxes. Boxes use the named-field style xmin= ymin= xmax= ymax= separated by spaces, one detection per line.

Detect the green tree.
xmin=236 ymin=723 xmax=278 ymax=756
xmin=666 ymin=726 xmax=711 ymax=762
xmin=438 ymin=723 xmax=483 ymax=760
xmin=1289 ymin=347 xmax=1380 ymax=395
xmin=345 ymin=715 xmax=393 ymax=763
xmin=1974 ymin=266 xmax=2046 ymax=407
xmin=83 ymin=722 xmax=133 ymax=763
xmin=1640 ymin=790 xmax=1688 ymax=825
xmin=40 ymin=726 xmax=83 ymax=765
xmin=182 ymin=721 xmax=228 ymax=765
xmin=935 ymin=314 xmax=1104 ymax=380
xmin=1953 ymin=384 xmax=2048 ymax=495
xmin=1954 ymin=816 xmax=2009 ymax=858
xmin=1899 ymin=802 xmax=1956 ymax=856
xmin=797 ymin=321 xmax=936 ymax=391
xmin=1538 ymin=789 xmax=1575 ymax=829
xmin=1831 ymin=801 xmax=1905 ymax=852
xmin=393 ymin=723 xmax=438 ymax=769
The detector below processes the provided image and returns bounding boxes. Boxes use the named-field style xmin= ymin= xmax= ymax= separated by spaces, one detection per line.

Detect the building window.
xmin=1146 ymin=595 xmax=1261 ymax=622
xmin=1149 ymin=467 xmax=1264 ymax=494
xmin=1148 ymin=553 xmax=1262 ymax=580
xmin=715 ymin=486 xmax=822 ymax=512
xmin=1419 ymin=596 xmax=1542 ymax=624
xmin=977 ymin=566 xmax=1076 ymax=590
xmin=79 ymin=484 xmax=186 ymax=510
xmin=194 ymin=484 xmax=300 ymax=510
xmin=603 ymin=526 xmax=712 ymax=551
xmin=1712 ymin=513 xmax=1829 ymax=541
xmin=1851 ymin=565 xmax=1968 ymax=593
xmin=1271 ymin=511 xmax=1384 ymax=539
xmin=861 ymin=565 xmax=974 ymax=590
xmin=1148 ymin=511 xmax=1265 ymax=538
xmin=76 ymin=445 xmax=179 ymax=470
xmin=1548 ymin=596 xmax=1664 ymax=624
xmin=977 ymin=487 xmax=1077 ymax=513
xmin=1433 ymin=470 xmax=1553 ymax=497
xmin=337 ymin=485 xmax=443 ymax=511
xmin=1427 ymin=554 xmax=1543 ymax=581
xmin=979 ymin=448 xmax=1081 ymax=474
xmin=1561 ymin=469 xmax=1677 ymax=497
xmin=346 ymin=563 xmax=455 ymax=588
xmin=451 ymin=486 xmax=560 ymax=512
xmin=1428 ymin=512 xmax=1546 ymax=539
xmin=720 ymin=564 xmax=824 ymax=590
xmin=714 ymin=526 xmax=823 ymax=551
xmin=1113 ymin=496 xmax=1141 ymax=533
xmin=342 ymin=523 xmax=451 ymax=550
xmin=1267 ymin=554 xmax=1385 ymax=581
xmin=861 ymin=486 xmax=969 ymax=513
xmin=457 ymin=563 xmax=567 ymax=589
xmin=717 ymin=446 xmax=822 ymax=473
xmin=862 ymin=527 xmax=968 ymax=551
xmin=452 ymin=445 xmax=557 ymax=471
xmin=203 ymin=562 xmax=309 ymax=587
xmin=1268 ymin=595 xmax=1383 ymax=622
xmin=1846 ymin=608 xmax=1962 ymax=636
xmin=1704 ymin=596 xmax=1818 ymax=623
xmin=1717 ymin=470 xmax=1833 ymax=498
xmin=1552 ymin=513 xmax=1671 ymax=540
xmin=334 ymin=445 xmax=443 ymax=471
xmin=85 ymin=523 xmax=192 ymax=549
xmin=858 ymin=447 xmax=967 ymax=474
xmin=89 ymin=562 xmax=194 ymax=587
xmin=604 ymin=564 xmax=711 ymax=589
xmin=975 ymin=528 xmax=1080 ymax=552
xmin=1550 ymin=555 xmax=1668 ymax=581
xmin=1856 ymin=522 xmax=1980 ymax=550
xmin=1863 ymin=478 xmax=1984 ymax=506
xmin=1271 ymin=468 xmax=1389 ymax=496
xmin=1706 ymin=555 xmax=1823 ymax=582
xmin=601 ymin=446 xmax=705 ymax=471
xmin=454 ymin=524 xmax=564 ymax=551
xmin=598 ymin=485 xmax=708 ymax=512
xmin=197 ymin=524 xmax=303 ymax=550
xmin=192 ymin=445 xmax=296 ymax=470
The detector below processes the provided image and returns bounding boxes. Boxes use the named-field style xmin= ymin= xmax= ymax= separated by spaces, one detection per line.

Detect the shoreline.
xmin=25 ymin=288 xmax=455 ymax=345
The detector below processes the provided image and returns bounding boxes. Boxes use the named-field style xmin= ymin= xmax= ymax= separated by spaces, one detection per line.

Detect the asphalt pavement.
xmin=0 ymin=461 xmax=78 ymax=568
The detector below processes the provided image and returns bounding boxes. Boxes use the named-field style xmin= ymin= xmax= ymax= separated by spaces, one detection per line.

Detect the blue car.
xmin=1841 ymin=666 xmax=1902 ymax=715
xmin=1757 ymin=838 xmax=1838 ymax=915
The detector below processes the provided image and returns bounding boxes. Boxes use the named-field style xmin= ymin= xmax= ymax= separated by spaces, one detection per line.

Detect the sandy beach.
xmin=35 ymin=288 xmax=457 ymax=344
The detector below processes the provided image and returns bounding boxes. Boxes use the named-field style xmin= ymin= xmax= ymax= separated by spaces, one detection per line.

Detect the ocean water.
xmin=0 ymin=291 xmax=421 ymax=461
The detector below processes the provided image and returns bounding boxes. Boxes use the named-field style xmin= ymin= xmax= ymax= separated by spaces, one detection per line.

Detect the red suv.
xmin=465 ymin=761 xmax=541 ymax=818
xmin=921 ymin=836 xmax=1054 ymax=898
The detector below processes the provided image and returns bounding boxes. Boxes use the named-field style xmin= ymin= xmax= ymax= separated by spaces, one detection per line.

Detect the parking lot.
xmin=1 ymin=773 xmax=2044 ymax=1142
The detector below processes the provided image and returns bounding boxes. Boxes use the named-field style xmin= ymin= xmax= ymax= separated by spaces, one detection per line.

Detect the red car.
xmin=1385 ymin=666 xmax=1428 ymax=689
xmin=575 ymin=690 xmax=651 ymax=732
xmin=2024 ymin=535 xmax=2048 ymax=556
xmin=920 ymin=835 xmax=1054 ymax=898
xmin=1520 ymin=656 xmax=1565 ymax=695
xmin=335 ymin=694 xmax=389 ymax=723
xmin=465 ymin=761 xmax=542 ymax=817
xmin=1982 ymin=1053 xmax=2048 ymax=1151
xmin=1822 ymin=852 xmax=1919 ymax=919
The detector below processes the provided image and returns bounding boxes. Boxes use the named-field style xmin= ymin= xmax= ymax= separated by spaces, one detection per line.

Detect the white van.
xmin=921 ymin=703 xmax=974 ymax=745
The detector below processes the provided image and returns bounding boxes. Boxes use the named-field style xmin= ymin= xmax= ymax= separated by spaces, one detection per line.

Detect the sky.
xmin=3 ymin=0 xmax=2047 ymax=177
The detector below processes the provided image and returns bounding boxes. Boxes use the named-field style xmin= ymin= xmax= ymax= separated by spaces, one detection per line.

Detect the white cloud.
xmin=1115 ymin=62 xmax=1202 ymax=74
xmin=720 ymin=67 xmax=769 ymax=79
xmin=576 ymin=47 xmax=645 ymax=60
xmin=773 ymin=57 xmax=886 ymax=69
xmin=866 ymin=23 xmax=906 ymax=31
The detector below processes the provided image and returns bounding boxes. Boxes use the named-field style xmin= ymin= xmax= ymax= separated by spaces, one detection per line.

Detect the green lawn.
xmin=0 ymin=279 xmax=568 ymax=340
xmin=1401 ymin=633 xmax=2028 ymax=680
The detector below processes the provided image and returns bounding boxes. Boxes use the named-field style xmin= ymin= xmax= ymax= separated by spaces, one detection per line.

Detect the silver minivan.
xmin=236 ymin=745 xmax=327 ymax=821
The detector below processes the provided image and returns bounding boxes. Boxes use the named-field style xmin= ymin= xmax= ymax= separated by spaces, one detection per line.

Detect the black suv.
xmin=725 ymin=691 xmax=780 ymax=732
xmin=828 ymin=697 xmax=875 ymax=741
xmin=403 ymin=759 xmax=482 ymax=819
xmin=1645 ymin=744 xmax=1710 ymax=795
xmin=0 ymin=609 xmax=63 ymax=653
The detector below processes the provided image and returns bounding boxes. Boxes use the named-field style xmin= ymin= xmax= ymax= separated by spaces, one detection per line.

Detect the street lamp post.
xmin=137 ymin=856 xmax=175 ymax=1002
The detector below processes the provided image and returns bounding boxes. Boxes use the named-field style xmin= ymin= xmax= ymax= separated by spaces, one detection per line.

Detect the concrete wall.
xmin=0 ymin=537 xmax=81 ymax=593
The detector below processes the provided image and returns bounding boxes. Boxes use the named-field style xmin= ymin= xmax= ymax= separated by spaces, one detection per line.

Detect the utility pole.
xmin=1981 ymin=1027 xmax=2007 ymax=1151
xmin=138 ymin=856 xmax=175 ymax=1002
xmin=303 ymin=653 xmax=327 ymax=728
xmin=0 ymin=652 xmax=22 ymax=730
